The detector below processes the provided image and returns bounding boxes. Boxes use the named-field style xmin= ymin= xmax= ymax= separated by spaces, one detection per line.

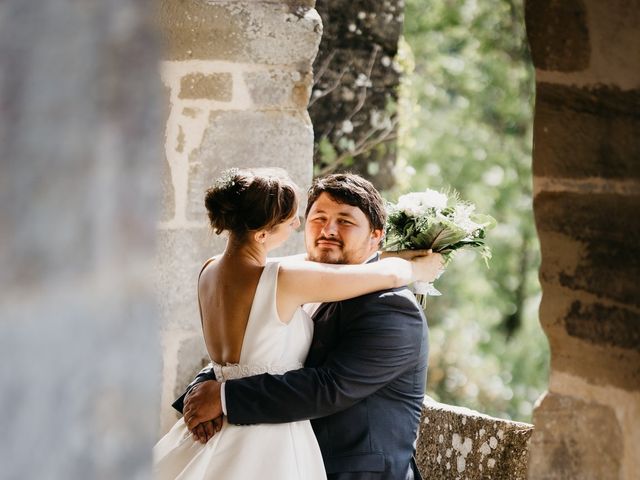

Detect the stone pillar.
xmin=311 ymin=0 xmax=404 ymax=189
xmin=156 ymin=1 xmax=322 ymax=434
xmin=0 ymin=1 xmax=162 ymax=478
xmin=525 ymin=1 xmax=640 ymax=478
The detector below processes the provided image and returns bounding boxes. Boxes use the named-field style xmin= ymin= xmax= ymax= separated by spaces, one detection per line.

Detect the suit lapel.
xmin=311 ymin=302 xmax=332 ymax=323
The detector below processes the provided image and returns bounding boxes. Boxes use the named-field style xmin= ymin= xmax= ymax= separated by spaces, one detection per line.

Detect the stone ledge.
xmin=416 ymin=398 xmax=533 ymax=480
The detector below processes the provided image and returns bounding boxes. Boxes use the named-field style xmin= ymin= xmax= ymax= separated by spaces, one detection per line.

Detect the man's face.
xmin=304 ymin=192 xmax=383 ymax=265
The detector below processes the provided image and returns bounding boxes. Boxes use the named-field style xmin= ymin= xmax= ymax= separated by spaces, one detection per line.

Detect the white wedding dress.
xmin=153 ymin=261 xmax=327 ymax=480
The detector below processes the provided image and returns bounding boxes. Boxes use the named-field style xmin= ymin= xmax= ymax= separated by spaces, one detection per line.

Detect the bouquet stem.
xmin=413 ymin=281 xmax=442 ymax=309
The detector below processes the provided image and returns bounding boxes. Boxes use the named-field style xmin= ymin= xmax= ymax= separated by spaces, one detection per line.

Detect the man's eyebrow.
xmin=311 ymin=208 xmax=357 ymax=219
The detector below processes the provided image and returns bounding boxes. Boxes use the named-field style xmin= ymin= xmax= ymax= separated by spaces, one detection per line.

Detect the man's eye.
xmin=338 ymin=220 xmax=353 ymax=225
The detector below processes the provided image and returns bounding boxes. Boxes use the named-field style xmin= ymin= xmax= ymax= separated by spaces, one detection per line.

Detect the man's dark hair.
xmin=305 ymin=173 xmax=386 ymax=231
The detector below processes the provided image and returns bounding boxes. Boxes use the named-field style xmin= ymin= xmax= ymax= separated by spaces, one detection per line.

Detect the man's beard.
xmin=308 ymin=251 xmax=347 ymax=264
xmin=308 ymin=237 xmax=348 ymax=264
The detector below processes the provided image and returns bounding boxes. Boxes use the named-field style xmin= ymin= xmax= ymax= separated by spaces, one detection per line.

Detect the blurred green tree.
xmin=392 ymin=0 xmax=548 ymax=421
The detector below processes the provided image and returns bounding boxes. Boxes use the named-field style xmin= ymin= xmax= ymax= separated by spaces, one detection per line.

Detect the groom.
xmin=176 ymin=173 xmax=435 ymax=480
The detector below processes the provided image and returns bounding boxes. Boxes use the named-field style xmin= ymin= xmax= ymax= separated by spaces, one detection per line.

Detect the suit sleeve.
xmin=171 ymin=363 xmax=217 ymax=413
xmin=225 ymin=290 xmax=426 ymax=425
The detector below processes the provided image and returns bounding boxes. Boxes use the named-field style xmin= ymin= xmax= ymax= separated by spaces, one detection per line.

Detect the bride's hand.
xmin=380 ymin=249 xmax=433 ymax=261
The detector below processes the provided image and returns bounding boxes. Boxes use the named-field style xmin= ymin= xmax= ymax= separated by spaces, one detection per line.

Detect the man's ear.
xmin=370 ymin=228 xmax=383 ymax=247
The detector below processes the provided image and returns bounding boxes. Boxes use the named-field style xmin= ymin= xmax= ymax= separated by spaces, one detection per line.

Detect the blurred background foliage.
xmin=391 ymin=0 xmax=548 ymax=422
xmin=311 ymin=0 xmax=548 ymax=423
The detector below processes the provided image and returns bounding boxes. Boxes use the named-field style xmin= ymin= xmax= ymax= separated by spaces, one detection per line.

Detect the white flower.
xmin=420 ymin=189 xmax=449 ymax=209
xmin=397 ymin=189 xmax=449 ymax=216
xmin=396 ymin=193 xmax=425 ymax=216
xmin=452 ymin=204 xmax=479 ymax=234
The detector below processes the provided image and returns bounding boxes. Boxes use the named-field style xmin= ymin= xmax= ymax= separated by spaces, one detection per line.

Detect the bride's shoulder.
xmin=198 ymin=256 xmax=219 ymax=276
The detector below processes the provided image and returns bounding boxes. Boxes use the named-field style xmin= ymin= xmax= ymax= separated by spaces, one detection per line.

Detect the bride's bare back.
xmin=197 ymin=257 xmax=264 ymax=365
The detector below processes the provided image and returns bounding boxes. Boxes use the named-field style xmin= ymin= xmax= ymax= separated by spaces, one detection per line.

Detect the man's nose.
xmin=321 ymin=220 xmax=338 ymax=237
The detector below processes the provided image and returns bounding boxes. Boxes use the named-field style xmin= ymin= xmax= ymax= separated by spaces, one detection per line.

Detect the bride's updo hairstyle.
xmin=204 ymin=168 xmax=298 ymax=238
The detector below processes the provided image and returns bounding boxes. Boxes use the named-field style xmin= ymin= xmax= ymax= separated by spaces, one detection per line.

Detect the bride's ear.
xmin=254 ymin=230 xmax=268 ymax=244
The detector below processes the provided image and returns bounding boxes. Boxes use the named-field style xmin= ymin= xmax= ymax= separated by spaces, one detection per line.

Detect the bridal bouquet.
xmin=383 ymin=189 xmax=496 ymax=307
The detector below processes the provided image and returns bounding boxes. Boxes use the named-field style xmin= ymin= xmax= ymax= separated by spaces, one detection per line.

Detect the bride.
xmin=153 ymin=168 xmax=442 ymax=480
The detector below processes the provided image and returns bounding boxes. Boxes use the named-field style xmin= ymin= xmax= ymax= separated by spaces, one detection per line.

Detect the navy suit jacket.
xmin=174 ymin=287 xmax=428 ymax=480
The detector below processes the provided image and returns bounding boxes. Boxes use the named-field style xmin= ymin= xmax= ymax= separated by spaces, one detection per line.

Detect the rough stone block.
xmin=533 ymin=83 xmax=640 ymax=179
xmin=186 ymin=110 xmax=313 ymax=222
xmin=538 ymin=289 xmax=640 ymax=391
xmin=525 ymin=0 xmax=590 ymax=72
xmin=586 ymin=0 xmax=640 ymax=86
xmin=244 ymin=69 xmax=313 ymax=109
xmin=565 ymin=300 xmax=639 ymax=351
xmin=179 ymin=73 xmax=233 ymax=101
xmin=528 ymin=393 xmax=623 ymax=479
xmin=416 ymin=399 xmax=533 ymax=480
xmin=158 ymin=1 xmax=322 ymax=65
xmin=534 ymin=191 xmax=640 ymax=307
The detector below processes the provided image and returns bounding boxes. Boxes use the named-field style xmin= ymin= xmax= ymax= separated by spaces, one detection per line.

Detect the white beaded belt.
xmin=211 ymin=362 xmax=303 ymax=381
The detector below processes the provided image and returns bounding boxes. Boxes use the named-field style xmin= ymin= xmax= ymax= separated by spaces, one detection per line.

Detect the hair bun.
xmin=204 ymin=170 xmax=247 ymax=234
xmin=204 ymin=168 xmax=298 ymax=237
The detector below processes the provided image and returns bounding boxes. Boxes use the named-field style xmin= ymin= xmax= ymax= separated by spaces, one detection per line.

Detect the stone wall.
xmin=156 ymin=0 xmax=322 ymax=434
xmin=416 ymin=399 xmax=534 ymax=480
xmin=525 ymin=1 xmax=640 ymax=478
xmin=0 ymin=1 xmax=162 ymax=478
